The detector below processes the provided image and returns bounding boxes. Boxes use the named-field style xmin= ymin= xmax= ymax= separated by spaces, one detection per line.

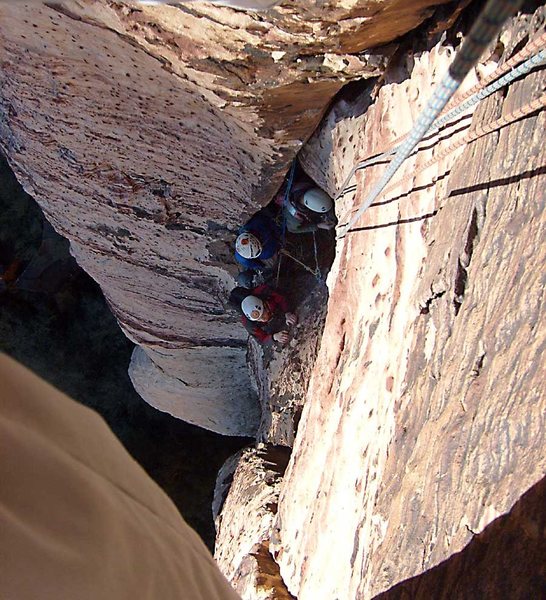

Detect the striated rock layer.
xmin=0 ymin=0 xmax=449 ymax=434
xmin=270 ymin=10 xmax=546 ymax=599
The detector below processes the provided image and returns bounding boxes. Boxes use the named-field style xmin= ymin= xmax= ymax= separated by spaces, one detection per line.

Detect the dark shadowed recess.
xmin=0 ymin=153 xmax=249 ymax=550
xmin=374 ymin=476 xmax=546 ymax=599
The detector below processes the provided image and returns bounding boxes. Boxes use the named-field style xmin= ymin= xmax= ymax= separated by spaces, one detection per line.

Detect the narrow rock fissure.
xmin=2 ymin=1 xmax=545 ymax=597
xmin=234 ymin=157 xmax=337 ymax=448
xmin=454 ymin=206 xmax=479 ymax=315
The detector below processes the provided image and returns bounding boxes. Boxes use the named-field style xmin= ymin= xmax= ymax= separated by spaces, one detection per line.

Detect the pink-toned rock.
xmin=213 ymin=444 xmax=292 ymax=598
xmin=272 ymin=12 xmax=546 ymax=599
xmin=0 ymin=0 xmax=446 ymax=433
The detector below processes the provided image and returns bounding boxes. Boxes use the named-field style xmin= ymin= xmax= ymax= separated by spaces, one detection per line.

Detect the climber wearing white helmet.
xmin=234 ymin=208 xmax=282 ymax=271
xmin=241 ymin=295 xmax=266 ymax=321
xmin=235 ymin=232 xmax=262 ymax=260
xmin=279 ymin=181 xmax=336 ymax=234
xmin=235 ymin=284 xmax=297 ymax=346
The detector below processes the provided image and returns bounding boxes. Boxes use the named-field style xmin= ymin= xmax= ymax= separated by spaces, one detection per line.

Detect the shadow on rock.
xmin=0 ymin=152 xmax=249 ymax=550
xmin=374 ymin=476 xmax=546 ymax=599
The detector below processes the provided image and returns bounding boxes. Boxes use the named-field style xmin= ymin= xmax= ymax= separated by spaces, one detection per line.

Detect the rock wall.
xmin=271 ymin=10 xmax=546 ymax=599
xmin=0 ymin=0 xmax=449 ymax=434
xmin=249 ymin=281 xmax=331 ymax=446
xmin=213 ymin=444 xmax=293 ymax=599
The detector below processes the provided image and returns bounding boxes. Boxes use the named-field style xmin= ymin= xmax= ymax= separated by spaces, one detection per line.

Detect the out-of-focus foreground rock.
xmin=215 ymin=7 xmax=546 ymax=599
xmin=0 ymin=0 xmax=450 ymax=434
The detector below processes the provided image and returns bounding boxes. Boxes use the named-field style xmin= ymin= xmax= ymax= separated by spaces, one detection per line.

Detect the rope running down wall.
xmin=335 ymin=38 xmax=546 ymax=212
xmin=336 ymin=0 xmax=525 ymax=239
xmin=354 ymin=92 xmax=546 ymax=223
xmin=338 ymin=50 xmax=546 ymax=223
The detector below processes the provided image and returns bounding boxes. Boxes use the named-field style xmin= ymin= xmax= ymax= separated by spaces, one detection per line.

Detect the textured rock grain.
xmin=272 ymin=13 xmax=545 ymax=599
xmin=0 ymin=0 xmax=448 ymax=432
xmin=214 ymin=444 xmax=292 ymax=599
xmin=249 ymin=281 xmax=331 ymax=446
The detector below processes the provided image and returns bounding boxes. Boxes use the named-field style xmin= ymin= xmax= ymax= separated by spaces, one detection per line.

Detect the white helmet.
xmin=302 ymin=188 xmax=333 ymax=213
xmin=241 ymin=295 xmax=264 ymax=321
xmin=236 ymin=232 xmax=262 ymax=259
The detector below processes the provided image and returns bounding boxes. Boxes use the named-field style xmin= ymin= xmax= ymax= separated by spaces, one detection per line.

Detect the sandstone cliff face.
xmin=212 ymin=6 xmax=545 ymax=598
xmin=0 ymin=0 xmax=448 ymax=434
xmin=213 ymin=444 xmax=293 ymax=599
xmin=250 ymin=280 xmax=331 ymax=446
xmin=271 ymin=11 xmax=546 ymax=599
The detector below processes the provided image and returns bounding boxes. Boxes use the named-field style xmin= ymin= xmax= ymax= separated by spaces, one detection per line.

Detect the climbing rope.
xmin=334 ymin=33 xmax=546 ymax=204
xmin=335 ymin=0 xmax=525 ymax=239
xmin=442 ymin=30 xmax=546 ymax=112
xmin=279 ymin=160 xmax=297 ymax=246
xmin=275 ymin=160 xmax=324 ymax=283
xmin=381 ymin=92 xmax=546 ymax=201
xmin=339 ymin=48 xmax=546 ymax=220
xmin=279 ymin=249 xmax=320 ymax=278
xmin=275 ymin=159 xmax=298 ymax=286
xmin=432 ymin=49 xmax=546 ymax=130
xmin=335 ymin=33 xmax=546 ymax=204
xmin=312 ymin=231 xmax=321 ymax=280
xmin=338 ymin=91 xmax=546 ymax=230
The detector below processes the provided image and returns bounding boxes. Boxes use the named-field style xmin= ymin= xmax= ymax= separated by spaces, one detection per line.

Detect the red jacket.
xmin=241 ymin=285 xmax=289 ymax=345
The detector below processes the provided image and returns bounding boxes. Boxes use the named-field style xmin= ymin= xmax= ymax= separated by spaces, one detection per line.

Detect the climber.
xmin=234 ymin=207 xmax=281 ymax=271
xmin=280 ymin=184 xmax=336 ymax=234
xmin=229 ymin=284 xmax=297 ymax=346
xmin=235 ymin=267 xmax=274 ymax=289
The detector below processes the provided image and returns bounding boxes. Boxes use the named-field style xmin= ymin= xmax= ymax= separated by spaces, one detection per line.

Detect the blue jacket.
xmin=235 ymin=211 xmax=281 ymax=270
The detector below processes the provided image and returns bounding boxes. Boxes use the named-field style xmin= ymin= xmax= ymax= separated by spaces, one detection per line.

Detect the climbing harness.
xmin=335 ymin=0 xmax=528 ymax=238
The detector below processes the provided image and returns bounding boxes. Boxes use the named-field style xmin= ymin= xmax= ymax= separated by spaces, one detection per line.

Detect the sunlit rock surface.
xmin=271 ymin=12 xmax=546 ymax=599
xmin=213 ymin=444 xmax=292 ymax=599
xmin=0 ymin=0 xmax=447 ymax=433
xmin=129 ymin=345 xmax=261 ymax=434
